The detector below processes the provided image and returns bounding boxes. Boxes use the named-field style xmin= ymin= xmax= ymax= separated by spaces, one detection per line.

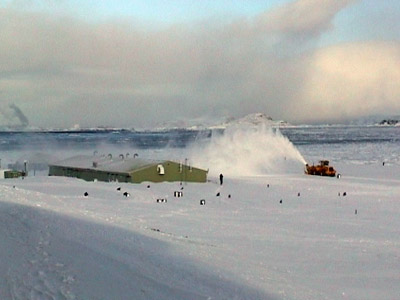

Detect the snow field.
xmin=0 ymin=162 xmax=399 ymax=299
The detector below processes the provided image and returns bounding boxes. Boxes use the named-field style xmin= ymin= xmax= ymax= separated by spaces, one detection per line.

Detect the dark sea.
xmin=1 ymin=126 xmax=399 ymax=150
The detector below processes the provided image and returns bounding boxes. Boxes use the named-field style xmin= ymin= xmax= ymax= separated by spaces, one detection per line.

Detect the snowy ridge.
xmin=151 ymin=113 xmax=290 ymax=131
xmin=377 ymin=119 xmax=400 ymax=126
xmin=208 ymin=113 xmax=290 ymax=130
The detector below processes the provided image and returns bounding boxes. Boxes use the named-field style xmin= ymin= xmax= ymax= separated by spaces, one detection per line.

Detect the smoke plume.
xmin=0 ymin=104 xmax=30 ymax=128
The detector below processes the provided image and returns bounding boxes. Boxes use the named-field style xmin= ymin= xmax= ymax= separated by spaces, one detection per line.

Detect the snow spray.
xmin=189 ymin=125 xmax=307 ymax=176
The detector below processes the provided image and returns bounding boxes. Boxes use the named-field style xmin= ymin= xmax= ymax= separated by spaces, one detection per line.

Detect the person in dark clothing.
xmin=219 ymin=173 xmax=223 ymax=185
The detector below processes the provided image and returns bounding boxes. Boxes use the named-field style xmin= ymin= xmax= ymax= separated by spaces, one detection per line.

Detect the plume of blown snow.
xmin=190 ymin=125 xmax=306 ymax=177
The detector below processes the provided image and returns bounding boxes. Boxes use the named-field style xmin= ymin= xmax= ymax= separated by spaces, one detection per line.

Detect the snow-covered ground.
xmin=1 ymin=160 xmax=399 ymax=299
xmin=1 ymin=125 xmax=399 ymax=299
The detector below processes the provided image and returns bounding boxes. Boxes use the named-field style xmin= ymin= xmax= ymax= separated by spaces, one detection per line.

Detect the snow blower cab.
xmin=305 ymin=160 xmax=336 ymax=177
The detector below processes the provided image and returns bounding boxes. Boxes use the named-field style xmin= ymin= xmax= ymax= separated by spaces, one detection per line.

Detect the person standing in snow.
xmin=219 ymin=173 xmax=223 ymax=185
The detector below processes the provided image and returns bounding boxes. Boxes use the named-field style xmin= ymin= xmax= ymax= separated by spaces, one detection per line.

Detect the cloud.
xmin=256 ymin=0 xmax=358 ymax=36
xmin=0 ymin=0 xmax=398 ymax=127
xmin=293 ymin=42 xmax=400 ymax=122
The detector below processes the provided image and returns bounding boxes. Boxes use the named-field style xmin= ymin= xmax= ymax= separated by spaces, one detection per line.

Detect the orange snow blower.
xmin=305 ymin=160 xmax=336 ymax=177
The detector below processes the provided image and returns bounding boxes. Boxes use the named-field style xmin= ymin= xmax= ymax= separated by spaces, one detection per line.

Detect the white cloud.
xmin=293 ymin=42 xmax=400 ymax=122
xmin=0 ymin=0 xmax=398 ymax=127
xmin=257 ymin=0 xmax=358 ymax=36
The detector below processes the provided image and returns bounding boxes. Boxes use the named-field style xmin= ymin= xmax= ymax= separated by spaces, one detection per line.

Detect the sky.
xmin=0 ymin=0 xmax=399 ymax=128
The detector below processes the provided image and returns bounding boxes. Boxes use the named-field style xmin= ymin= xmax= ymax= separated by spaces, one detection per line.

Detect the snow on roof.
xmin=50 ymin=155 xmax=168 ymax=174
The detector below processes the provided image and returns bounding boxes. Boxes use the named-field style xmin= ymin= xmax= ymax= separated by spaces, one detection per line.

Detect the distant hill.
xmin=152 ymin=113 xmax=290 ymax=131
xmin=378 ymin=119 xmax=400 ymax=126
xmin=209 ymin=113 xmax=290 ymax=129
xmin=347 ymin=115 xmax=400 ymax=126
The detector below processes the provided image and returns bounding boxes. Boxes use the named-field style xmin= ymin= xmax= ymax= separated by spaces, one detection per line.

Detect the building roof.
xmin=50 ymin=155 xmax=169 ymax=174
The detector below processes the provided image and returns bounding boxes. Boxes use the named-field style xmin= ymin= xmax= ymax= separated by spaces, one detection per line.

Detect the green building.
xmin=48 ymin=155 xmax=208 ymax=183
xmin=0 ymin=169 xmax=26 ymax=179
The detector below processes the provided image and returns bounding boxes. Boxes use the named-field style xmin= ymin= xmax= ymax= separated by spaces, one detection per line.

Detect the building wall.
xmin=49 ymin=166 xmax=131 ymax=183
xmin=49 ymin=161 xmax=207 ymax=183
xmin=131 ymin=161 xmax=207 ymax=183
xmin=5 ymin=170 xmax=25 ymax=179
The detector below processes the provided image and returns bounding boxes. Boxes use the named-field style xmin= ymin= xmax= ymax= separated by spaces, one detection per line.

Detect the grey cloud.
xmin=0 ymin=0 xmax=398 ymax=128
